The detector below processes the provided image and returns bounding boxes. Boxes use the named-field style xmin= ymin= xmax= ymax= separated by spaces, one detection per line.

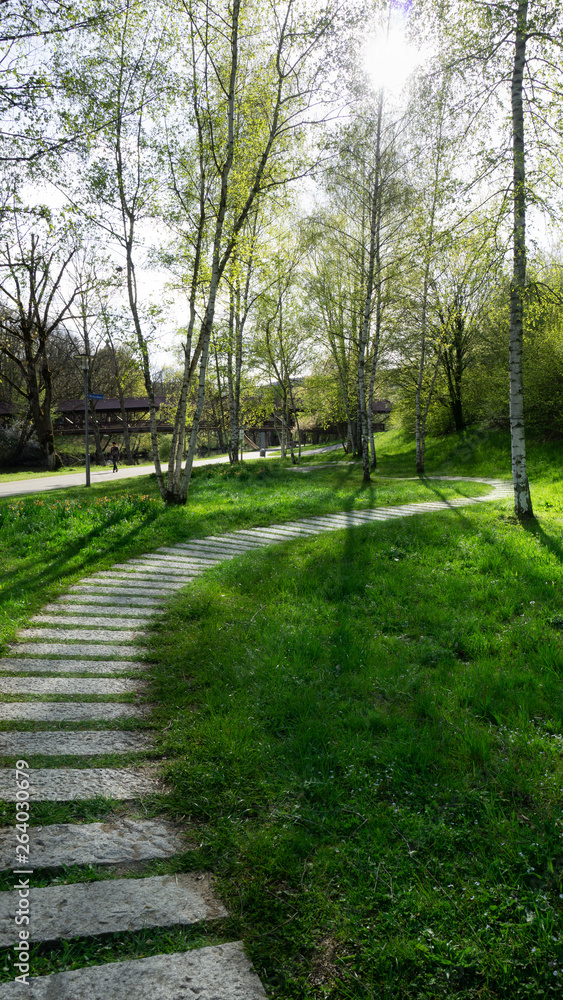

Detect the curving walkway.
xmin=0 ymin=478 xmax=512 ymax=998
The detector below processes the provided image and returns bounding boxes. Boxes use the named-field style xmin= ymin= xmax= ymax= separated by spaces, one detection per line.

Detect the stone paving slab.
xmin=29 ymin=615 xmax=149 ymax=629
xmin=198 ymin=542 xmax=259 ymax=554
xmin=241 ymin=528 xmax=299 ymax=540
xmin=228 ymin=532 xmax=270 ymax=545
xmin=298 ymin=516 xmax=350 ymax=528
xmin=0 ymin=872 xmax=227 ymax=945
xmin=170 ymin=549 xmax=236 ymax=562
xmin=98 ymin=564 xmax=196 ymax=577
xmin=0 ymin=766 xmax=165 ymax=801
xmin=319 ymin=512 xmax=378 ymax=522
xmin=0 ymin=817 xmax=186 ymax=870
xmin=61 ymin=595 xmax=162 ymax=608
xmin=78 ymin=576 xmax=187 ymax=590
xmin=130 ymin=554 xmax=220 ymax=567
xmin=0 ymin=942 xmax=267 ymax=999
xmin=0 ymin=703 xmax=146 ymax=722
xmin=336 ymin=510 xmax=385 ymax=519
xmin=394 ymin=503 xmax=438 ymax=512
xmin=278 ymin=523 xmax=323 ymax=534
xmin=204 ymin=534 xmax=263 ymax=549
xmin=0 ymin=677 xmax=143 ymax=696
xmin=123 ymin=563 xmax=207 ymax=576
xmin=17 ymin=627 xmax=140 ymax=642
xmin=0 ymin=658 xmax=146 ymax=674
xmin=8 ymin=643 xmax=144 ymax=659
xmin=369 ymin=509 xmax=404 ymax=517
xmin=253 ymin=525 xmax=304 ymax=535
xmin=342 ymin=511 xmax=391 ymax=521
xmin=169 ymin=542 xmax=240 ymax=554
xmin=69 ymin=584 xmax=175 ymax=597
xmin=109 ymin=562 xmax=198 ymax=575
xmin=166 ymin=546 xmax=236 ymax=561
xmin=171 ymin=541 xmax=240 ymax=552
xmin=40 ymin=604 xmax=155 ymax=618
xmin=0 ymin=731 xmax=153 ymax=756
xmin=156 ymin=549 xmax=223 ymax=564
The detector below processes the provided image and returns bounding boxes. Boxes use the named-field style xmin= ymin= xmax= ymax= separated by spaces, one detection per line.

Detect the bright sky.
xmin=362 ymin=2 xmax=427 ymax=97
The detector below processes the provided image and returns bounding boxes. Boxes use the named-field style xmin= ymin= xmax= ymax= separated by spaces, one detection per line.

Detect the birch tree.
xmin=251 ymin=241 xmax=309 ymax=463
xmin=306 ymin=91 xmax=407 ymax=475
xmin=63 ymin=0 xmax=336 ymax=502
xmin=419 ymin=0 xmax=563 ymax=514
xmin=162 ymin=0 xmax=334 ymax=501
xmin=304 ymin=220 xmax=363 ymax=454
xmin=403 ymin=67 xmax=463 ymax=475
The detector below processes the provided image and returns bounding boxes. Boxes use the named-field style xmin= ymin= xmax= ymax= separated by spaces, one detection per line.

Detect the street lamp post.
xmin=74 ymin=354 xmax=90 ymax=487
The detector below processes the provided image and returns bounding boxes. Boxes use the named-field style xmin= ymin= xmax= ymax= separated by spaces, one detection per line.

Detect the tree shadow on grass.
xmin=521 ymin=517 xmax=563 ymax=566
xmin=347 ymin=474 xmax=476 ymax=518
xmin=0 ymin=510 xmax=163 ymax=647
xmin=416 ymin=478 xmax=486 ymax=509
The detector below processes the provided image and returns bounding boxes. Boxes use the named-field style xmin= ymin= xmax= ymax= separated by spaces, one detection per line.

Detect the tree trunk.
xmin=8 ymin=413 xmax=34 ymax=463
xmin=173 ymin=0 xmax=242 ymax=503
xmin=414 ymin=76 xmax=450 ymax=475
xmin=415 ymin=288 xmax=428 ymax=475
xmin=441 ymin=316 xmax=466 ymax=432
xmin=117 ymin=386 xmax=133 ymax=463
xmin=36 ymin=349 xmax=62 ymax=470
xmin=288 ymin=425 xmax=296 ymax=464
xmin=227 ymin=290 xmax=239 ymax=463
xmin=177 ymin=269 xmax=225 ymax=500
xmin=368 ymin=84 xmax=385 ymax=472
xmin=329 ymin=337 xmax=356 ymax=457
xmin=509 ymin=0 xmax=533 ymax=518
xmin=213 ymin=345 xmax=228 ymax=455
xmin=106 ymin=336 xmax=133 ymax=463
xmin=89 ymin=401 xmax=105 ymax=465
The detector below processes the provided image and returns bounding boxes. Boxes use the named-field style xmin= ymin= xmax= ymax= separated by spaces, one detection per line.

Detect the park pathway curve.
xmin=0 ymin=477 xmax=512 ymax=997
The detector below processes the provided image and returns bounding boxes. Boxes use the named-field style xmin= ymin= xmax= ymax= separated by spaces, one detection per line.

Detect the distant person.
xmin=110 ymin=441 xmax=120 ymax=473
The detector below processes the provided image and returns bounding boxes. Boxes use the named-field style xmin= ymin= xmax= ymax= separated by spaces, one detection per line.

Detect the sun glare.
xmin=362 ymin=24 xmax=424 ymax=96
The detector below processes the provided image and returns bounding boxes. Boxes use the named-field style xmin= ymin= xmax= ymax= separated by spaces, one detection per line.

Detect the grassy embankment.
xmin=1 ymin=428 xmax=562 ymax=994
xmin=146 ymin=429 xmax=563 ymax=999
xmin=0 ymin=444 xmax=488 ymax=652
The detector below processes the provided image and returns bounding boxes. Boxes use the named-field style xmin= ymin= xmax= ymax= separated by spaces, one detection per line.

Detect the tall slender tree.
xmin=62 ymin=0 xmax=336 ymax=503
xmin=416 ymin=0 xmax=563 ymax=514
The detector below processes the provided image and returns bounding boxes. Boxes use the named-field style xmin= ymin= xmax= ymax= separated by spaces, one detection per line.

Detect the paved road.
xmin=0 ymin=445 xmax=342 ymax=499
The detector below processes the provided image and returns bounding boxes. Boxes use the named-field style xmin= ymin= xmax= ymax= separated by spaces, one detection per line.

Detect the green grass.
xmin=1 ymin=427 xmax=561 ymax=992
xmin=0 ymin=796 xmax=169 ymax=831
xmin=0 ymin=458 xmax=489 ymax=651
xmin=147 ymin=497 xmax=563 ymax=998
xmin=0 ymin=468 xmax=83 ymax=482
xmin=306 ymin=426 xmax=561 ymax=482
xmin=0 ymin=924 xmax=231 ymax=982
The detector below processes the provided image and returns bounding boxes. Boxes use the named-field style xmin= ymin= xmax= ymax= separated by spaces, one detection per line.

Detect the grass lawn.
xmin=1 ymin=427 xmax=562 ymax=995
xmin=0 ymin=467 xmax=83 ymax=482
xmin=0 ymin=455 xmax=488 ymax=651
xmin=148 ymin=498 xmax=563 ymax=999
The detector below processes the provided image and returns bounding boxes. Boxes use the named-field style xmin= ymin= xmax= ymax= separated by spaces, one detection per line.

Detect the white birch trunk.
xmin=509 ymin=0 xmax=533 ymax=518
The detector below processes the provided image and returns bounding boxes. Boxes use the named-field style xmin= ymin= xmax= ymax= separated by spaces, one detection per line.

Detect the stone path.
xmin=0 ymin=477 xmax=511 ymax=997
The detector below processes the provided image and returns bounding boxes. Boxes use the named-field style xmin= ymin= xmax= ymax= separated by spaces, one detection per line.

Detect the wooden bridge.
xmin=55 ymin=397 xmax=174 ymax=435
